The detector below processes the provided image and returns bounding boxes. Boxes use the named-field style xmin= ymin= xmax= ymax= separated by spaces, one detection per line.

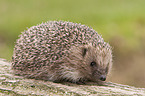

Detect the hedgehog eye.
xmin=90 ymin=61 xmax=96 ymax=66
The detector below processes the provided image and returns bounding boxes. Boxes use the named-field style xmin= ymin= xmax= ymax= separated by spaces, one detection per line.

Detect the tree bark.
xmin=0 ymin=58 xmax=144 ymax=96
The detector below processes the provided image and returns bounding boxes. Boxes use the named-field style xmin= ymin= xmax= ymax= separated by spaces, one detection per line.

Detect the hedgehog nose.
xmin=99 ymin=75 xmax=106 ymax=81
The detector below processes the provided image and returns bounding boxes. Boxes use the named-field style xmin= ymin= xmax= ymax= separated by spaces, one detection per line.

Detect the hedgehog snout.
xmin=99 ymin=75 xmax=106 ymax=81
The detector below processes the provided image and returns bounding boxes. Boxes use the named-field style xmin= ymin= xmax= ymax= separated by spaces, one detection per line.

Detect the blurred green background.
xmin=0 ymin=0 xmax=145 ymax=88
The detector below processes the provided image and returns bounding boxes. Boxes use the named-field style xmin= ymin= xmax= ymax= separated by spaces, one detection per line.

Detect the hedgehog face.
xmin=66 ymin=43 xmax=112 ymax=83
xmin=82 ymin=44 xmax=112 ymax=82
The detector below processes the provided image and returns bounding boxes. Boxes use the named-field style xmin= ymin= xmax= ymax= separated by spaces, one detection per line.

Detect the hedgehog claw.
xmin=76 ymin=81 xmax=86 ymax=85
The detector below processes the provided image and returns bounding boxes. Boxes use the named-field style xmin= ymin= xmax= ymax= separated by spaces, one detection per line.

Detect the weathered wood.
xmin=0 ymin=58 xmax=145 ymax=95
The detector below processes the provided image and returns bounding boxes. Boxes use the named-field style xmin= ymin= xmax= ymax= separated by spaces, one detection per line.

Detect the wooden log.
xmin=0 ymin=58 xmax=145 ymax=95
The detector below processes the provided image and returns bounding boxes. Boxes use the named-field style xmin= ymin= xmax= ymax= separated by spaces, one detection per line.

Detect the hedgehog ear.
xmin=105 ymin=63 xmax=109 ymax=73
xmin=82 ymin=47 xmax=87 ymax=57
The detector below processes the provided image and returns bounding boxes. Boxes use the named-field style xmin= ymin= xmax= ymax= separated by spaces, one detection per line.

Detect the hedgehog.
xmin=12 ymin=21 xmax=112 ymax=84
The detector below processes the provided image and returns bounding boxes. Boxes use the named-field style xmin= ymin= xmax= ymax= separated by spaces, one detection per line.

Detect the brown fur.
xmin=22 ymin=43 xmax=112 ymax=84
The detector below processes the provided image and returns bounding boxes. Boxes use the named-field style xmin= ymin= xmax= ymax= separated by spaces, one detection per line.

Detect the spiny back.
xmin=12 ymin=21 xmax=109 ymax=72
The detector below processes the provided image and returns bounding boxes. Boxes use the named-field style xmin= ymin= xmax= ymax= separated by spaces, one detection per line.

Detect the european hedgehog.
xmin=12 ymin=21 xmax=112 ymax=84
